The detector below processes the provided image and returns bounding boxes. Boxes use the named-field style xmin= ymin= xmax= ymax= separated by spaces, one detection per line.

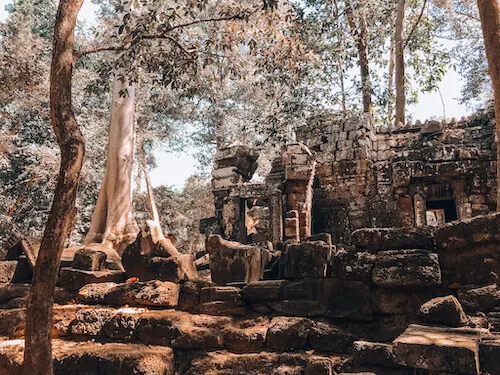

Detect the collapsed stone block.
xmin=372 ymin=250 xmax=441 ymax=287
xmin=207 ymin=235 xmax=268 ymax=285
xmin=266 ymin=316 xmax=312 ymax=351
xmin=241 ymin=280 xmax=284 ymax=303
xmin=352 ymin=341 xmax=398 ymax=368
xmin=178 ymin=279 xmax=214 ymax=312
xmin=393 ymin=324 xmax=482 ymax=375
xmin=457 ymin=284 xmax=500 ymax=313
xmin=59 ymin=268 xmax=126 ymax=291
xmin=480 ymin=338 xmax=500 ymax=375
xmin=224 ymin=317 xmax=269 ymax=353
xmin=351 ymin=227 xmax=434 ymax=251
xmin=72 ymin=248 xmax=107 ymax=271
xmin=308 ymin=321 xmax=354 ymax=353
xmin=283 ymin=241 xmax=332 ymax=279
xmin=417 ymin=295 xmax=468 ymax=327
xmin=78 ymin=281 xmax=180 ymax=308
xmin=332 ymin=249 xmax=375 ymax=282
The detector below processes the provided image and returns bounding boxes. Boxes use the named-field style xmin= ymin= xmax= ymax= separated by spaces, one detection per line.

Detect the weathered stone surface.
xmin=59 ymin=268 xmax=126 ymax=291
xmin=214 ymin=145 xmax=259 ymax=181
xmin=224 ymin=317 xmax=269 ymax=353
xmin=306 ymin=233 xmax=333 ymax=250
xmin=332 ymin=250 xmax=375 ymax=282
xmin=480 ymin=338 xmax=500 ymax=375
xmin=77 ymin=282 xmax=118 ymax=304
xmin=434 ymin=212 xmax=500 ymax=251
xmin=372 ymin=250 xmax=441 ymax=287
xmin=132 ymin=254 xmax=197 ymax=283
xmin=181 ymin=351 xmax=343 ymax=375
xmin=207 ymin=235 xmax=267 ymax=285
xmin=72 ymin=248 xmax=107 ymax=271
xmin=200 ymin=286 xmax=243 ymax=304
xmin=69 ymin=307 xmax=115 ymax=336
xmin=266 ymin=317 xmax=312 ymax=351
xmin=0 ymin=261 xmax=18 ymax=284
xmin=458 ymin=284 xmax=500 ymax=313
xmin=351 ymin=227 xmax=434 ymax=251
xmin=199 ymin=301 xmax=248 ymax=316
xmin=178 ymin=279 xmax=214 ymax=312
xmin=393 ymin=324 xmax=482 ymax=375
xmin=78 ymin=281 xmax=180 ymax=308
xmin=305 ymin=357 xmax=333 ymax=375
xmin=283 ymin=241 xmax=332 ymax=279
xmin=319 ymin=278 xmax=374 ymax=321
xmin=0 ymin=284 xmax=30 ymax=308
xmin=308 ymin=321 xmax=354 ymax=353
xmin=0 ymin=339 xmax=174 ymax=375
xmin=417 ymin=296 xmax=468 ymax=327
xmin=102 ymin=310 xmax=142 ymax=341
xmin=137 ymin=310 xmax=230 ymax=350
xmin=241 ymin=280 xmax=284 ymax=303
xmin=352 ymin=341 xmax=398 ymax=368
xmin=107 ymin=281 xmax=180 ymax=308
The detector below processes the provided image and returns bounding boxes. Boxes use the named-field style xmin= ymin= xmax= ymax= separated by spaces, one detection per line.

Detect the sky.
xmin=0 ymin=0 xmax=473 ymax=189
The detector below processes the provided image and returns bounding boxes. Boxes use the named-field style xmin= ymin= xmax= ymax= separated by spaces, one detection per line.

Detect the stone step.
xmin=0 ymin=339 xmax=174 ymax=375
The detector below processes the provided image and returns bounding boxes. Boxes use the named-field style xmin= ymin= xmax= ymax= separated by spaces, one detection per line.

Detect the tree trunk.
xmin=395 ymin=0 xmax=406 ymax=126
xmin=387 ymin=34 xmax=395 ymax=122
xmin=23 ymin=1 xmax=85 ymax=374
xmin=84 ymin=75 xmax=140 ymax=254
xmin=345 ymin=0 xmax=373 ymax=115
xmin=477 ymin=0 xmax=500 ymax=209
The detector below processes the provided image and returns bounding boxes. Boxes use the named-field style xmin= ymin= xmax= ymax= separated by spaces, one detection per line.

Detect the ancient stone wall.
xmin=296 ymin=109 xmax=497 ymax=243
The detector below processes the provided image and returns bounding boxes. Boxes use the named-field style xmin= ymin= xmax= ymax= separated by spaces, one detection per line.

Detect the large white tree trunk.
xmin=84 ymin=75 xmax=139 ymax=254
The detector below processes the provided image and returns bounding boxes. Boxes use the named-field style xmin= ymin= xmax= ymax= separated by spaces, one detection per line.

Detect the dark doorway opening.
xmin=426 ymin=199 xmax=458 ymax=222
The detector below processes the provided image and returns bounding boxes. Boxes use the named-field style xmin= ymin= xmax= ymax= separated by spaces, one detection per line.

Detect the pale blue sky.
xmin=0 ymin=0 xmax=473 ymax=189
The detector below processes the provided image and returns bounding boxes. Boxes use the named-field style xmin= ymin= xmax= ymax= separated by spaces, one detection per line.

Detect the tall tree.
xmin=23 ymin=0 xmax=85 ymax=374
xmin=345 ymin=0 xmax=373 ymax=115
xmin=395 ymin=0 xmax=406 ymax=125
xmin=477 ymin=0 xmax=500 ymax=207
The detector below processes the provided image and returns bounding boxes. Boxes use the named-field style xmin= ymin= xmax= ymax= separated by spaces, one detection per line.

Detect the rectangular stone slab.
xmin=393 ymin=324 xmax=482 ymax=375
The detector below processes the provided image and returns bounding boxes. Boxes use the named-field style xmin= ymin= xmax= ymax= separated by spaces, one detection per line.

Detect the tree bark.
xmin=477 ymin=0 xmax=500 ymax=209
xmin=387 ymin=34 xmax=395 ymax=122
xmin=345 ymin=0 xmax=373 ymax=115
xmin=395 ymin=0 xmax=406 ymax=126
xmin=23 ymin=1 xmax=85 ymax=374
xmin=84 ymin=75 xmax=140 ymax=254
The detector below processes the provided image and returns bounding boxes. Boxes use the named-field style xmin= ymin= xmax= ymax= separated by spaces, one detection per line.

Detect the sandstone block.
xmin=372 ymin=250 xmax=441 ymax=287
xmin=72 ymin=248 xmax=107 ymax=271
xmin=207 ymin=235 xmax=267 ymax=285
xmin=393 ymin=324 xmax=481 ymax=375
xmin=178 ymin=279 xmax=214 ymax=312
xmin=351 ymin=227 xmax=434 ymax=251
xmin=480 ymin=338 xmax=500 ymax=374
xmin=241 ymin=280 xmax=284 ymax=303
xmin=458 ymin=284 xmax=500 ymax=313
xmin=417 ymin=295 xmax=468 ymax=327
xmin=332 ymin=250 xmax=375 ymax=282
xmin=308 ymin=321 xmax=354 ymax=353
xmin=434 ymin=212 xmax=500 ymax=251
xmin=59 ymin=268 xmax=126 ymax=291
xmin=266 ymin=317 xmax=312 ymax=351
xmin=283 ymin=241 xmax=332 ymax=279
xmin=224 ymin=317 xmax=269 ymax=353
xmin=352 ymin=341 xmax=398 ymax=368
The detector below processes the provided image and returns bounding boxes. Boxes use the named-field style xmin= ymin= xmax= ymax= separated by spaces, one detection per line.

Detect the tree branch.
xmin=403 ymin=0 xmax=428 ymax=50
xmin=73 ymin=13 xmax=252 ymax=60
xmin=74 ymin=44 xmax=124 ymax=60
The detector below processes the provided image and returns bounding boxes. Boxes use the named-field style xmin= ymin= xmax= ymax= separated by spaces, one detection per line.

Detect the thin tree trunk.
xmin=345 ymin=0 xmax=373 ymax=115
xmin=84 ymin=74 xmax=139 ymax=255
xmin=477 ymin=0 xmax=500 ymax=209
xmin=23 ymin=1 xmax=85 ymax=374
xmin=395 ymin=0 xmax=406 ymax=126
xmin=387 ymin=34 xmax=395 ymax=122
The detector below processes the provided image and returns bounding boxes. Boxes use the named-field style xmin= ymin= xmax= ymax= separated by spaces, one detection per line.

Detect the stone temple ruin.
xmin=0 ymin=109 xmax=499 ymax=375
